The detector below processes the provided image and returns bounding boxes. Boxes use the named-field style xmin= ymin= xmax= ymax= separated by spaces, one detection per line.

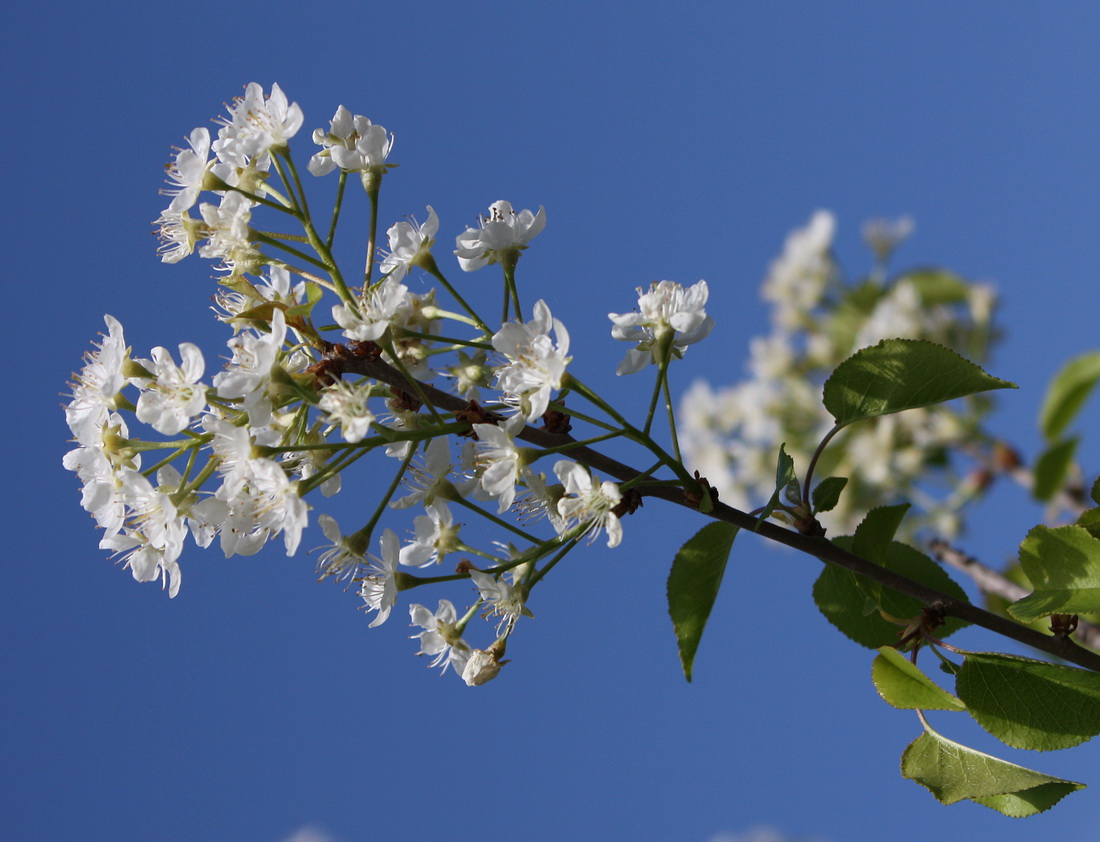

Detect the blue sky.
xmin=6 ymin=2 xmax=1100 ymax=840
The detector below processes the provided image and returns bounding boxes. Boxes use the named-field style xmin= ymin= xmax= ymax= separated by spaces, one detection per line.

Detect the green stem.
xmin=524 ymin=537 xmax=580 ymax=589
xmin=802 ymin=423 xmax=844 ymax=510
xmin=326 ymin=171 xmax=347 ymax=250
xmin=643 ymin=333 xmax=674 ymax=437
xmin=662 ymin=373 xmax=681 ymax=462
xmin=276 ymin=149 xmax=356 ymax=308
xmin=567 ymin=374 xmax=698 ymax=490
xmin=348 ymin=440 xmax=417 ymax=545
xmin=425 ymin=259 xmax=491 ymax=336
xmin=452 ymin=494 xmax=542 ymax=544
xmin=362 ymin=169 xmax=383 ymax=286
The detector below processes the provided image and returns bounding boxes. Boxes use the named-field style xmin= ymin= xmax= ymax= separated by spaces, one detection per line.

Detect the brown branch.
xmin=345 ymin=354 xmax=1100 ymax=673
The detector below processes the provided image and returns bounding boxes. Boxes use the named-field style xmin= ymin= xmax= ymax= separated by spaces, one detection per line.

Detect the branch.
xmin=348 ymin=355 xmax=1100 ymax=673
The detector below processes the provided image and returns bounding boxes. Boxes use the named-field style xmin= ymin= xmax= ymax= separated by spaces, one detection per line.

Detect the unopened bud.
xmin=462 ymin=647 xmax=506 ymax=686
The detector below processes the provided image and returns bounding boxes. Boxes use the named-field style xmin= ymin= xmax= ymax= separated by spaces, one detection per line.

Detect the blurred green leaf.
xmin=667 ymin=522 xmax=738 ymax=682
xmin=956 ymin=652 xmax=1100 ymax=750
xmin=902 ymin=269 xmax=971 ymax=305
xmin=1032 ymin=437 xmax=1079 ymax=503
xmin=872 ymin=647 xmax=965 ymax=710
xmin=902 ymin=724 xmax=1084 ymax=816
xmin=823 ymin=338 xmax=1016 ymax=428
xmin=1039 ymin=351 xmax=1100 ymax=441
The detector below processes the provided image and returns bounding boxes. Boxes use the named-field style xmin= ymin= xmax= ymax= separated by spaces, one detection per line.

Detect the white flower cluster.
xmin=680 ymin=212 xmax=999 ymax=536
xmin=72 ymin=84 xmax=721 ymax=686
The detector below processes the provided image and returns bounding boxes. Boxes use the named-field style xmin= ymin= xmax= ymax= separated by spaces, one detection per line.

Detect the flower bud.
xmin=462 ymin=647 xmax=505 ymax=686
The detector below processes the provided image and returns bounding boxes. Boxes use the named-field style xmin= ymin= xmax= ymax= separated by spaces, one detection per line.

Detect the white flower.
xmin=101 ymin=529 xmax=184 ymax=599
xmin=332 ymin=278 xmax=412 ymax=343
xmin=391 ymin=436 xmax=455 ymax=510
xmin=99 ymin=468 xmax=189 ymax=598
xmin=409 ymin=599 xmax=471 ymax=676
xmin=162 ymin=127 xmax=213 ymax=213
xmin=469 ymin=569 xmax=529 ymax=634
xmin=609 ymin=280 xmax=714 ymax=375
xmin=761 ymin=210 xmax=836 ymax=328
xmin=514 ymin=469 xmax=567 ymax=535
xmin=66 ymin=315 xmax=129 ymax=446
xmin=359 ymin=529 xmax=401 ymax=627
xmin=308 ymin=106 xmax=394 ymax=176
xmin=154 ymin=209 xmax=203 ymax=264
xmin=215 ymin=457 xmax=308 ymax=558
xmin=314 ymin=514 xmax=367 ymax=582
xmin=554 ymin=461 xmax=623 ymax=548
xmin=862 ymin=215 xmax=915 ymax=263
xmin=443 ymin=349 xmax=491 ymax=401
xmin=378 ymin=206 xmax=439 ymax=283
xmin=212 ymin=82 xmax=303 ymax=170
xmin=455 ymin=201 xmax=546 ymax=272
xmin=318 ymin=379 xmax=376 ymax=443
xmin=472 ymin=416 xmax=527 ymax=513
xmin=491 ymin=299 xmax=571 ymax=422
xmin=197 ymin=192 xmax=258 ymax=273
xmin=400 ymin=501 xmax=460 ymax=567
xmin=213 ymin=308 xmax=287 ymax=426
xmin=63 ymin=414 xmax=134 ymax=538
xmin=134 ymin=343 xmax=207 ymax=435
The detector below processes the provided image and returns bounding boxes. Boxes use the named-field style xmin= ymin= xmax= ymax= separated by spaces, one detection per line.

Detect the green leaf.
xmin=813 ymin=538 xmax=969 ymax=648
xmin=1078 ymin=508 xmax=1100 ymax=541
xmin=756 ymin=444 xmax=796 ymax=527
xmin=853 ymin=504 xmax=911 ymax=564
xmin=1032 ymin=437 xmax=1079 ymax=503
xmin=902 ymin=724 xmax=1084 ymax=815
xmin=956 ymin=652 xmax=1100 ymax=750
xmin=901 ymin=269 xmax=972 ymax=306
xmin=822 ymin=338 xmax=1016 ymax=428
xmin=1092 ymin=475 xmax=1100 ymax=506
xmin=1009 ymin=525 xmax=1100 ymax=622
xmin=850 ymin=504 xmax=911 ymax=607
xmin=810 ymin=476 xmax=848 ymax=514
xmin=872 ymin=647 xmax=966 ymax=710
xmin=1039 ymin=351 xmax=1100 ymax=441
xmin=667 ymin=522 xmax=738 ymax=682
xmin=286 ymin=280 xmax=324 ymax=318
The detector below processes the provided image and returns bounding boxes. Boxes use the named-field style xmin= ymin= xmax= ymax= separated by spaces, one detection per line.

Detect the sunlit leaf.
xmin=902 ymin=724 xmax=1084 ymax=816
xmin=872 ymin=647 xmax=965 ymax=710
xmin=1039 ymin=351 xmax=1100 ymax=441
xmin=1009 ymin=525 xmax=1100 ymax=623
xmin=956 ymin=652 xmax=1100 ymax=750
xmin=822 ymin=338 xmax=1016 ymax=428
xmin=667 ymin=522 xmax=738 ymax=682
